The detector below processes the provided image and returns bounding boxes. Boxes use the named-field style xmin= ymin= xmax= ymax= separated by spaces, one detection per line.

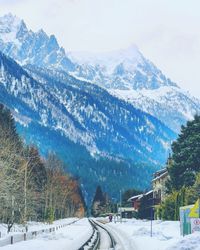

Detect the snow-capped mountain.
xmin=68 ymin=44 xmax=178 ymax=90
xmin=109 ymin=86 xmax=200 ymax=132
xmin=0 ymin=13 xmax=199 ymax=133
xmin=68 ymin=47 xmax=200 ymax=132
xmin=0 ymin=13 xmax=75 ymax=71
xmin=0 ymin=51 xmax=176 ymax=199
xmin=0 ymin=50 xmax=176 ymax=163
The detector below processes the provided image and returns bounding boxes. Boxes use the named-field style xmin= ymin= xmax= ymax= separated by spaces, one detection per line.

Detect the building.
xmin=127 ymin=167 xmax=170 ymax=220
xmin=127 ymin=190 xmax=154 ymax=219
xmin=127 ymin=194 xmax=143 ymax=212
xmin=118 ymin=207 xmax=137 ymax=218
xmin=152 ymin=168 xmax=169 ymax=205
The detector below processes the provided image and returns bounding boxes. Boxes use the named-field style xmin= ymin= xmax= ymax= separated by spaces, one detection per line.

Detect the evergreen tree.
xmin=168 ymin=115 xmax=200 ymax=190
xmin=186 ymin=173 xmax=200 ymax=204
xmin=0 ymin=104 xmax=21 ymax=148
xmin=93 ymin=186 xmax=105 ymax=203
xmin=91 ymin=186 xmax=108 ymax=217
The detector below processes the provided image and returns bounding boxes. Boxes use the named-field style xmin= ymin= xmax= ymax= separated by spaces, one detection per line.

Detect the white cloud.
xmin=0 ymin=0 xmax=200 ymax=97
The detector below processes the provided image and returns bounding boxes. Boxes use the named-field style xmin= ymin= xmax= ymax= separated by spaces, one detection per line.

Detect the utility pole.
xmin=120 ymin=190 xmax=122 ymax=223
xmin=11 ymin=195 xmax=14 ymax=221
xmin=24 ymin=161 xmax=28 ymax=224
xmin=120 ymin=190 xmax=122 ymax=207
xmin=150 ymin=197 xmax=154 ymax=237
xmin=198 ymin=188 xmax=200 ymax=218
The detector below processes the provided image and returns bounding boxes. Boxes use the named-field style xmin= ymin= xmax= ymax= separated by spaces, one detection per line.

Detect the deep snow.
xmin=0 ymin=218 xmax=92 ymax=250
xmin=107 ymin=218 xmax=200 ymax=250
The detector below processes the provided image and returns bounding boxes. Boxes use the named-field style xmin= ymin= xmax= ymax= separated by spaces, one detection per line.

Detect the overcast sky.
xmin=0 ymin=0 xmax=200 ymax=98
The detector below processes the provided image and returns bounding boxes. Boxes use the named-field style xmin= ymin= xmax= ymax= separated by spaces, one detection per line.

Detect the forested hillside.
xmin=0 ymin=51 xmax=176 ymax=203
xmin=0 ymin=104 xmax=85 ymax=230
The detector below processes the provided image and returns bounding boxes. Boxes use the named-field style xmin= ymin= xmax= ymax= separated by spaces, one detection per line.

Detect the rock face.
xmin=0 ymin=13 xmax=75 ymax=71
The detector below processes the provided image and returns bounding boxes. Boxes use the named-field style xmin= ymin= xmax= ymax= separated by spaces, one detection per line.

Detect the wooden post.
xmin=11 ymin=236 xmax=13 ymax=244
xmin=24 ymin=233 xmax=26 ymax=241
xmin=24 ymin=162 xmax=27 ymax=224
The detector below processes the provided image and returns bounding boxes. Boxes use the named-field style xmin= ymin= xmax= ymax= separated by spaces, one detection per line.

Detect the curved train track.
xmin=78 ymin=219 xmax=116 ymax=250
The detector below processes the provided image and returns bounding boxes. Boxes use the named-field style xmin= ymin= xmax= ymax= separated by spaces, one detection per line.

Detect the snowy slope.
xmin=110 ymin=86 xmax=200 ymax=132
xmin=68 ymin=44 xmax=177 ymax=90
xmin=0 ymin=51 xmax=177 ymax=200
xmin=0 ymin=52 xmax=175 ymax=164
xmin=69 ymin=47 xmax=200 ymax=132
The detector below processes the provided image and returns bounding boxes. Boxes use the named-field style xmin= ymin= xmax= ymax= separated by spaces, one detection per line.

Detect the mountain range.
xmin=68 ymin=47 xmax=200 ymax=133
xmin=0 ymin=13 xmax=199 ymax=201
xmin=0 ymin=13 xmax=199 ymax=132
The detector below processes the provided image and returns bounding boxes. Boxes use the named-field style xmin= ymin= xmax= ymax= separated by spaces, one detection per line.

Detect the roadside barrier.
xmin=0 ymin=219 xmax=79 ymax=247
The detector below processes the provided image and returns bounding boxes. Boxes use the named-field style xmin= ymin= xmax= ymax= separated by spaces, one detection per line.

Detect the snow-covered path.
xmin=0 ymin=218 xmax=92 ymax=250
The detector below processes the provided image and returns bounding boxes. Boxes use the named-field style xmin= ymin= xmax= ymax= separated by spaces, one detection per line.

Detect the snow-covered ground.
xmin=106 ymin=218 xmax=200 ymax=250
xmin=0 ymin=218 xmax=76 ymax=235
xmin=0 ymin=218 xmax=92 ymax=250
xmin=1 ymin=218 xmax=200 ymax=250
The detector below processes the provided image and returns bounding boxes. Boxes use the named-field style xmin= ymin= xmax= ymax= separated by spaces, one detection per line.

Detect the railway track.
xmin=78 ymin=219 xmax=116 ymax=250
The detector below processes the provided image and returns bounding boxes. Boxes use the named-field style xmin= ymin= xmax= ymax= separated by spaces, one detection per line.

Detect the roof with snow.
xmin=128 ymin=190 xmax=153 ymax=202
xmin=127 ymin=194 xmax=143 ymax=202
xmin=152 ymin=170 xmax=168 ymax=182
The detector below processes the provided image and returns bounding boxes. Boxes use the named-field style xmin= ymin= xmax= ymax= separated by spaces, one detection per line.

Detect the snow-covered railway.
xmin=79 ymin=218 xmax=137 ymax=250
xmin=93 ymin=219 xmax=137 ymax=250
xmin=78 ymin=219 xmax=116 ymax=250
xmin=91 ymin=219 xmax=116 ymax=250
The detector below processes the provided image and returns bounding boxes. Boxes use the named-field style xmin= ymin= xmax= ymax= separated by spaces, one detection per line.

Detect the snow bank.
xmin=108 ymin=219 xmax=200 ymax=250
xmin=167 ymin=232 xmax=200 ymax=250
xmin=0 ymin=218 xmax=92 ymax=250
xmin=0 ymin=217 xmax=78 ymax=237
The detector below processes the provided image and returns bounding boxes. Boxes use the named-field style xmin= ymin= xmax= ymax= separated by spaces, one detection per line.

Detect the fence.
xmin=0 ymin=219 xmax=79 ymax=247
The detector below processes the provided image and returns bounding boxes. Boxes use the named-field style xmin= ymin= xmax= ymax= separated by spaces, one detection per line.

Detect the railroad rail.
xmin=92 ymin=219 xmax=116 ymax=249
xmin=79 ymin=219 xmax=116 ymax=250
xmin=78 ymin=219 xmax=99 ymax=250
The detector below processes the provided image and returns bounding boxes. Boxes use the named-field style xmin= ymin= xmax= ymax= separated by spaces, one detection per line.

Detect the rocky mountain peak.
xmin=0 ymin=13 xmax=75 ymax=71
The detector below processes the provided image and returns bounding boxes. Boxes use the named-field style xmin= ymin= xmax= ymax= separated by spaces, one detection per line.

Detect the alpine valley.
xmin=0 ymin=13 xmax=199 ymax=201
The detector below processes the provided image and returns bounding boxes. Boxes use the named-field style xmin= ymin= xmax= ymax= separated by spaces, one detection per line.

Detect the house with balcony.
xmin=152 ymin=168 xmax=169 ymax=205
